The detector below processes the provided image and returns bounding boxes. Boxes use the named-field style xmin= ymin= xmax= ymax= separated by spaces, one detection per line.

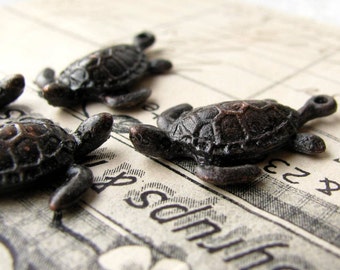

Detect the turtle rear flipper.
xmin=148 ymin=59 xmax=172 ymax=74
xmin=101 ymin=88 xmax=151 ymax=109
xmin=289 ymin=133 xmax=326 ymax=154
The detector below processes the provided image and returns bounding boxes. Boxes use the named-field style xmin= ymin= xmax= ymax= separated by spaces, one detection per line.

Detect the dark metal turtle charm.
xmin=0 ymin=113 xmax=113 ymax=226
xmin=130 ymin=95 xmax=337 ymax=185
xmin=0 ymin=74 xmax=25 ymax=108
xmin=35 ymin=32 xmax=172 ymax=109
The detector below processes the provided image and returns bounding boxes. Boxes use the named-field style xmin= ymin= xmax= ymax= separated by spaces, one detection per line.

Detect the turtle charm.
xmin=130 ymin=95 xmax=337 ymax=185
xmin=0 ymin=74 xmax=25 ymax=109
xmin=35 ymin=32 xmax=172 ymax=109
xmin=0 ymin=113 xmax=113 ymax=226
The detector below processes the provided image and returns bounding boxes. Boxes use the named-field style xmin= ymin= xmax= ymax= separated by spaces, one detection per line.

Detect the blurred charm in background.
xmin=35 ymin=32 xmax=172 ymax=109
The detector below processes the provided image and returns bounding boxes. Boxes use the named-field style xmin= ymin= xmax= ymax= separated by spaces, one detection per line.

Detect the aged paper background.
xmin=0 ymin=0 xmax=339 ymax=269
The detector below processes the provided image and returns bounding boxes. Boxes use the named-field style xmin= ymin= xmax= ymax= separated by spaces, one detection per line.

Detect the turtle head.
xmin=133 ymin=32 xmax=155 ymax=51
xmin=41 ymin=83 xmax=78 ymax=107
xmin=73 ymin=113 xmax=113 ymax=159
xmin=130 ymin=124 xmax=175 ymax=159
xmin=0 ymin=74 xmax=25 ymax=108
xmin=298 ymin=95 xmax=337 ymax=126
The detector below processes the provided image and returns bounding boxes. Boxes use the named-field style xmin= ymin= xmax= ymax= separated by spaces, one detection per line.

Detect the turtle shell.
xmin=166 ymin=100 xmax=300 ymax=162
xmin=57 ymin=45 xmax=148 ymax=92
xmin=0 ymin=117 xmax=77 ymax=190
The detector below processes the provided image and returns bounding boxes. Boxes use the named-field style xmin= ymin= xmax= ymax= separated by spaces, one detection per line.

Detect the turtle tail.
xmin=298 ymin=95 xmax=337 ymax=126
xmin=134 ymin=32 xmax=155 ymax=50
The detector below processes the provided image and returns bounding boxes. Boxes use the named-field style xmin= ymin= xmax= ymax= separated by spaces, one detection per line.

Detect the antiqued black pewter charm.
xmin=0 ymin=74 xmax=25 ymax=108
xmin=0 ymin=113 xmax=113 ymax=226
xmin=35 ymin=32 xmax=172 ymax=109
xmin=130 ymin=95 xmax=337 ymax=185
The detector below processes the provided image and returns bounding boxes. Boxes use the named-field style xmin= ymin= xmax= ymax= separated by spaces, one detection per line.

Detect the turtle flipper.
xmin=195 ymin=164 xmax=261 ymax=185
xmin=35 ymin=68 xmax=56 ymax=89
xmin=289 ymin=133 xmax=326 ymax=154
xmin=157 ymin=103 xmax=193 ymax=131
xmin=73 ymin=113 xmax=113 ymax=159
xmin=49 ymin=164 xmax=93 ymax=227
xmin=0 ymin=74 xmax=25 ymax=108
xmin=148 ymin=59 xmax=172 ymax=74
xmin=101 ymin=88 xmax=151 ymax=109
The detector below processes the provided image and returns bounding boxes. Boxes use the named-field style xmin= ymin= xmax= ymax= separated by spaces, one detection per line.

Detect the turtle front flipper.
xmin=101 ymin=88 xmax=151 ymax=109
xmin=289 ymin=133 xmax=326 ymax=154
xmin=195 ymin=164 xmax=262 ymax=185
xmin=73 ymin=112 xmax=113 ymax=158
xmin=49 ymin=164 xmax=93 ymax=227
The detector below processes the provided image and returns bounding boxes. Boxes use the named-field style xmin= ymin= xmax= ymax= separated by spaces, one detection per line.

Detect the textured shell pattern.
xmin=58 ymin=45 xmax=148 ymax=91
xmin=167 ymin=100 xmax=300 ymax=156
xmin=0 ymin=117 xmax=76 ymax=189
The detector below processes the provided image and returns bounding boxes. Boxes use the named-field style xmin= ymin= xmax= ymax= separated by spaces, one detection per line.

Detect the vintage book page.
xmin=0 ymin=0 xmax=339 ymax=269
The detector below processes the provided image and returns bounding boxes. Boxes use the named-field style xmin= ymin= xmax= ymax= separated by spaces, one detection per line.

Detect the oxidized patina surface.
xmin=0 ymin=113 xmax=113 ymax=225
xmin=35 ymin=32 xmax=172 ymax=109
xmin=130 ymin=95 xmax=337 ymax=185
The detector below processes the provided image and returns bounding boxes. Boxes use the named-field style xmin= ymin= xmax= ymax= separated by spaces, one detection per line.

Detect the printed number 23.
xmin=263 ymin=158 xmax=310 ymax=184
